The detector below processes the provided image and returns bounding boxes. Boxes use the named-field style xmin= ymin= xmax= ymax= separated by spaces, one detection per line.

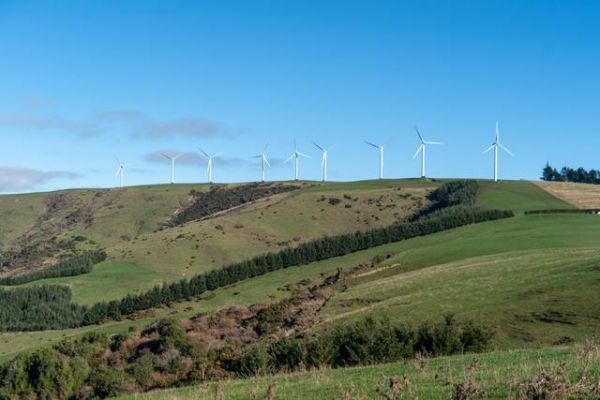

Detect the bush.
xmin=128 ymin=354 xmax=155 ymax=387
xmin=156 ymin=319 xmax=189 ymax=354
xmin=89 ymin=365 xmax=128 ymax=398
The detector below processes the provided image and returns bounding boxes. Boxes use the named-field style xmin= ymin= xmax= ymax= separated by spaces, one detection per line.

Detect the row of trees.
xmin=0 ymin=316 xmax=493 ymax=399
xmin=0 ymin=285 xmax=86 ymax=331
xmin=542 ymin=163 xmax=600 ymax=184
xmin=0 ymin=250 xmax=106 ymax=286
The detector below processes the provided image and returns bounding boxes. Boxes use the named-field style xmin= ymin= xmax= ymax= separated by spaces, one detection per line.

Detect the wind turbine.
xmin=115 ymin=158 xmax=128 ymax=188
xmin=365 ymin=141 xmax=384 ymax=179
xmin=252 ymin=145 xmax=271 ymax=182
xmin=413 ymin=126 xmax=444 ymax=178
xmin=284 ymin=140 xmax=309 ymax=181
xmin=200 ymin=149 xmax=221 ymax=184
xmin=313 ymin=142 xmax=328 ymax=182
xmin=161 ymin=152 xmax=183 ymax=184
xmin=483 ymin=121 xmax=514 ymax=182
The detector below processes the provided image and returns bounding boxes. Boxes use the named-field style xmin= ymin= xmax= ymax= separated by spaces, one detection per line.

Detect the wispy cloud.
xmin=135 ymin=117 xmax=224 ymax=138
xmin=0 ymin=167 xmax=79 ymax=192
xmin=0 ymin=113 xmax=101 ymax=138
xmin=94 ymin=109 xmax=147 ymax=123
xmin=0 ymin=108 xmax=228 ymax=139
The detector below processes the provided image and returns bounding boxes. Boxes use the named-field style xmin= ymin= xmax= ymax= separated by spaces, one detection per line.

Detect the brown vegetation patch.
xmin=535 ymin=181 xmax=600 ymax=208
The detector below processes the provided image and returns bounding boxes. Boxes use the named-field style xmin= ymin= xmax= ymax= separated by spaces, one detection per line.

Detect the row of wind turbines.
xmin=115 ymin=122 xmax=513 ymax=187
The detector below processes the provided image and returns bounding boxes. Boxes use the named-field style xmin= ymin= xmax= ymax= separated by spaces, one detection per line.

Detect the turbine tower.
xmin=284 ymin=140 xmax=309 ymax=181
xmin=413 ymin=126 xmax=444 ymax=178
xmin=365 ymin=141 xmax=384 ymax=179
xmin=313 ymin=142 xmax=328 ymax=182
xmin=200 ymin=149 xmax=221 ymax=184
xmin=115 ymin=158 xmax=128 ymax=188
xmin=483 ymin=121 xmax=514 ymax=182
xmin=252 ymin=145 xmax=271 ymax=182
xmin=161 ymin=152 xmax=183 ymax=184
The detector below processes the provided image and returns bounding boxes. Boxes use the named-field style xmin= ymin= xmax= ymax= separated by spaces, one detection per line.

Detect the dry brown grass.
xmin=535 ymin=181 xmax=600 ymax=208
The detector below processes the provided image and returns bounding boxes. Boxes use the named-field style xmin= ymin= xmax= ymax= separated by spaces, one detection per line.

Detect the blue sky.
xmin=1 ymin=0 xmax=599 ymax=192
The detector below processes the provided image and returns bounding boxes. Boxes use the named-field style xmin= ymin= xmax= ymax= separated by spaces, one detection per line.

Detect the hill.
xmin=0 ymin=180 xmax=434 ymax=303
xmin=0 ymin=179 xmax=599 ymax=399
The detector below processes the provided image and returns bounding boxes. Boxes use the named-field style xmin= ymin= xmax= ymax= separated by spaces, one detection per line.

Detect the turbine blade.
xmin=312 ymin=141 xmax=324 ymax=152
xmin=199 ymin=149 xmax=210 ymax=158
xmin=424 ymin=141 xmax=444 ymax=145
xmin=496 ymin=121 xmax=499 ymax=142
xmin=212 ymin=152 xmax=223 ymax=158
xmin=264 ymin=155 xmax=271 ymax=167
xmin=364 ymin=140 xmax=379 ymax=149
xmin=284 ymin=154 xmax=295 ymax=164
xmin=412 ymin=145 xmax=423 ymax=160
xmin=483 ymin=144 xmax=495 ymax=154
xmin=414 ymin=126 xmax=424 ymax=143
xmin=173 ymin=153 xmax=184 ymax=160
xmin=161 ymin=153 xmax=171 ymax=160
xmin=297 ymin=152 xmax=310 ymax=158
xmin=499 ymin=144 xmax=514 ymax=156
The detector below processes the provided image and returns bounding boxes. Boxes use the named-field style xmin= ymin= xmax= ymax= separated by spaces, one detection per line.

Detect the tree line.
xmin=0 ymin=250 xmax=106 ymax=286
xmin=0 ymin=285 xmax=86 ymax=331
xmin=542 ymin=163 xmax=600 ymax=184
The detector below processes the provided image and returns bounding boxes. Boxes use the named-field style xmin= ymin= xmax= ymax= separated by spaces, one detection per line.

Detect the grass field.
xmin=120 ymin=343 xmax=600 ymax=400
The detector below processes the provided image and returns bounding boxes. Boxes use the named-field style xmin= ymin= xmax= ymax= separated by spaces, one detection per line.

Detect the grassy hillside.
xmin=121 ymin=343 xmax=599 ymax=400
xmin=1 ymin=179 xmax=599 ymax=399
xmin=2 ymin=180 xmax=434 ymax=303
xmin=477 ymin=180 xmax=573 ymax=212
xmin=1 ymin=180 xmax=596 ymax=355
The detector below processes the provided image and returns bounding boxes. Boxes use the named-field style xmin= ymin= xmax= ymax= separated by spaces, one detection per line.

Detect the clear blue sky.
xmin=1 ymin=0 xmax=599 ymax=192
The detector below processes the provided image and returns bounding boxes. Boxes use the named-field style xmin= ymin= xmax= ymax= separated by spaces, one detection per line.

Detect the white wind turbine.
xmin=252 ymin=145 xmax=271 ymax=182
xmin=161 ymin=152 xmax=183 ymax=184
xmin=483 ymin=121 xmax=514 ymax=182
xmin=284 ymin=140 xmax=309 ymax=181
xmin=413 ymin=126 xmax=444 ymax=178
xmin=312 ymin=142 xmax=328 ymax=182
xmin=200 ymin=149 xmax=221 ymax=184
xmin=365 ymin=141 xmax=384 ymax=179
xmin=115 ymin=158 xmax=129 ymax=188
